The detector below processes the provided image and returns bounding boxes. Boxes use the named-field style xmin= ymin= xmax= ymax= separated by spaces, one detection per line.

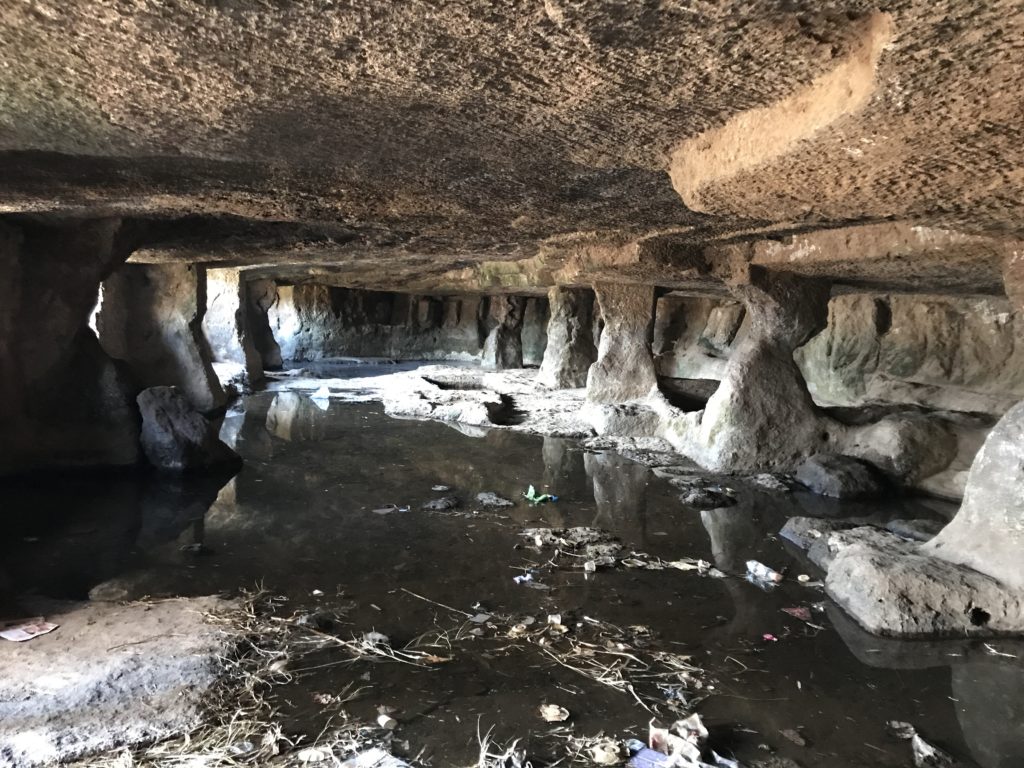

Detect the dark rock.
xmin=137 ymin=386 xmax=240 ymax=472
xmin=421 ymin=495 xmax=460 ymax=511
xmin=670 ymin=476 xmax=737 ymax=510
xmin=885 ymin=518 xmax=946 ymax=542
xmin=795 ymin=453 xmax=886 ymax=499
xmin=476 ymin=491 xmax=513 ymax=508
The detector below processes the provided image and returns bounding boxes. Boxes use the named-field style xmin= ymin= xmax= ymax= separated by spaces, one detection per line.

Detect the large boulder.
xmin=137 ymin=387 xmax=240 ymax=472
xmin=795 ymin=453 xmax=886 ymax=499
xmin=825 ymin=528 xmax=1024 ymax=637
xmin=924 ymin=400 xmax=1024 ymax=591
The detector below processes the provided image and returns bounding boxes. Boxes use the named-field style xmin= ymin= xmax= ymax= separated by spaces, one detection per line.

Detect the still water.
xmin=3 ymin=382 xmax=1022 ymax=767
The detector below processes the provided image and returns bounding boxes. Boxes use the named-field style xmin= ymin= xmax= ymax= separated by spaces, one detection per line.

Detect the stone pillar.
xmin=586 ymin=283 xmax=657 ymax=403
xmin=537 ymin=287 xmax=597 ymax=388
xmin=203 ymin=268 xmax=264 ymax=387
xmin=97 ymin=263 xmax=226 ymax=413
xmin=0 ymin=218 xmax=141 ymax=475
xmin=482 ymin=295 xmax=525 ymax=369
xmin=521 ymin=296 xmax=549 ymax=366
xmin=246 ymin=279 xmax=284 ymax=369
xmin=686 ymin=268 xmax=832 ymax=470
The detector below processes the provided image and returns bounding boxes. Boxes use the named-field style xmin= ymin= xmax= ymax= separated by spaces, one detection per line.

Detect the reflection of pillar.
xmin=690 ymin=268 xmax=832 ymax=471
xmin=97 ymin=263 xmax=226 ymax=412
xmin=586 ymin=283 xmax=657 ymax=403
xmin=266 ymin=392 xmax=330 ymax=442
xmin=482 ymin=295 xmax=526 ymax=369
xmin=542 ymin=437 xmax=588 ymax=498
xmin=585 ymin=451 xmax=647 ymax=529
xmin=700 ymin=504 xmax=760 ymax=574
xmin=537 ymin=287 xmax=597 ymax=388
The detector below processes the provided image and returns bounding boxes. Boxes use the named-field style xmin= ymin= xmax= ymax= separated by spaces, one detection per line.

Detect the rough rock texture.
xmin=0 ymin=596 xmax=237 ymax=768
xmin=137 ymin=386 xmax=240 ymax=472
xmin=202 ymin=268 xmax=264 ymax=390
xmin=795 ymin=453 xmax=886 ymax=499
xmin=482 ymin=295 xmax=527 ymax=369
xmin=825 ymin=528 xmax=1024 ymax=637
xmin=666 ymin=269 xmax=835 ymax=470
xmin=98 ymin=263 xmax=226 ymax=413
xmin=267 ymin=284 xmax=493 ymax=363
xmin=521 ymin=296 xmax=550 ymax=367
xmin=536 ymin=287 xmax=597 ymax=388
xmin=0 ymin=218 xmax=140 ymax=476
xmin=654 ymin=295 xmax=745 ymax=381
xmin=925 ymin=401 xmax=1024 ymax=591
xmin=797 ymin=293 xmax=1024 ymax=415
xmin=586 ymin=283 xmax=657 ymax=403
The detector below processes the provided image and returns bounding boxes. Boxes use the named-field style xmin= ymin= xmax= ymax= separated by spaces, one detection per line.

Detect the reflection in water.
xmin=0 ymin=391 xmax=1003 ymax=767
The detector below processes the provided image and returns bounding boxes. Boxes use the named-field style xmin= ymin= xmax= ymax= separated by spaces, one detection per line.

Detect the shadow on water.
xmin=0 ymin=390 xmax=1018 ymax=767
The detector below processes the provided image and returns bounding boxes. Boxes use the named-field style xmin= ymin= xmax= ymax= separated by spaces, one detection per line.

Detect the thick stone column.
xmin=97 ymin=264 xmax=226 ymax=413
xmin=246 ymin=279 xmax=284 ymax=369
xmin=536 ymin=287 xmax=597 ymax=388
xmin=203 ymin=268 xmax=264 ymax=388
xmin=679 ymin=268 xmax=832 ymax=470
xmin=0 ymin=219 xmax=141 ymax=475
xmin=586 ymin=283 xmax=657 ymax=403
xmin=481 ymin=295 xmax=525 ymax=369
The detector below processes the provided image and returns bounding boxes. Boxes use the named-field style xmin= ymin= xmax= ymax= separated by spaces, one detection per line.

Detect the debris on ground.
xmin=341 ymin=747 xmax=412 ymax=767
xmin=780 ymin=607 xmax=812 ymax=623
xmin=750 ymin=473 xmax=792 ymax=493
xmin=431 ymin=484 xmax=452 ymax=492
xmin=373 ymin=504 xmax=410 ymax=515
xmin=521 ymin=527 xmax=727 ymax=577
xmin=523 ymin=484 xmax=558 ymax=504
xmin=421 ymin=495 xmax=460 ymax=511
xmin=0 ymin=618 xmax=58 ymax=642
xmin=477 ymin=491 xmax=515 ymax=508
xmin=539 ymin=703 xmax=571 ymax=722
xmin=745 ymin=560 xmax=784 ymax=587
xmin=778 ymin=728 xmax=806 ymax=747
xmin=669 ymin=476 xmax=738 ymax=509
xmin=887 ymin=722 xmax=960 ymax=767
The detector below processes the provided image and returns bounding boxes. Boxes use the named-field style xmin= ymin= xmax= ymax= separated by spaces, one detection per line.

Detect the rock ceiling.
xmin=0 ymin=1 xmax=1021 ymax=290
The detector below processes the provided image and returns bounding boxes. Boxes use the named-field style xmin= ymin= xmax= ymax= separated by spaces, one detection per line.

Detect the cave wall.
xmin=0 ymin=219 xmax=140 ymax=476
xmin=796 ymin=294 xmax=1024 ymax=416
xmin=653 ymin=291 xmax=1024 ymax=419
xmin=264 ymin=284 xmax=547 ymax=364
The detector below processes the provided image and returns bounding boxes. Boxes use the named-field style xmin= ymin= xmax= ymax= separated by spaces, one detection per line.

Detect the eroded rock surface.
xmin=586 ymin=283 xmax=657 ymax=403
xmin=925 ymin=401 xmax=1024 ymax=591
xmin=537 ymin=287 xmax=597 ymax=388
xmin=138 ymin=386 xmax=240 ymax=472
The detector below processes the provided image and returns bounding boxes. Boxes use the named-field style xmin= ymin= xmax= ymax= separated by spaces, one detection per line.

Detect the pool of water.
xmin=2 ymin=382 xmax=1022 ymax=767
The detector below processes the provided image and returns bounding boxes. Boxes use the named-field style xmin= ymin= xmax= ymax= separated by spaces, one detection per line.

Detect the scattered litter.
xmin=431 ymin=484 xmax=452 ymax=492
xmin=781 ymin=607 xmax=812 ymax=622
xmin=513 ymin=573 xmax=534 ymax=585
xmin=762 ymin=633 xmax=778 ymax=643
xmin=779 ymin=728 xmax=806 ymax=747
xmin=886 ymin=721 xmax=959 ymax=767
xmin=539 ymin=703 xmax=571 ymax=722
xmin=373 ymin=504 xmax=410 ymax=515
xmin=673 ymin=476 xmax=738 ymax=510
xmin=421 ymin=496 xmax=459 ymax=511
xmin=312 ymin=589 xmax=325 ymax=597
xmin=477 ymin=491 xmax=515 ymax=508
xmin=297 ymin=746 xmax=329 ymax=763
xmin=268 ymin=658 xmax=290 ymax=674
xmin=586 ymin=738 xmax=626 ymax=765
xmin=983 ymin=643 xmax=1017 ymax=658
xmin=469 ymin=613 xmax=492 ymax=624
xmin=376 ymin=714 xmax=398 ymax=730
xmin=523 ymin=484 xmax=558 ymax=504
xmin=746 ymin=560 xmax=783 ymax=583
xmin=341 ymin=747 xmax=412 ymax=767
xmin=0 ymin=618 xmax=58 ymax=643
xmin=641 ymin=714 xmax=709 ymax=765
xmin=796 ymin=574 xmax=811 ymax=583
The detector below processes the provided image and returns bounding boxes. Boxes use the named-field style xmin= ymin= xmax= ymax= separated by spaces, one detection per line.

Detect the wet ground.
xmin=3 ymin=370 xmax=1023 ymax=768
